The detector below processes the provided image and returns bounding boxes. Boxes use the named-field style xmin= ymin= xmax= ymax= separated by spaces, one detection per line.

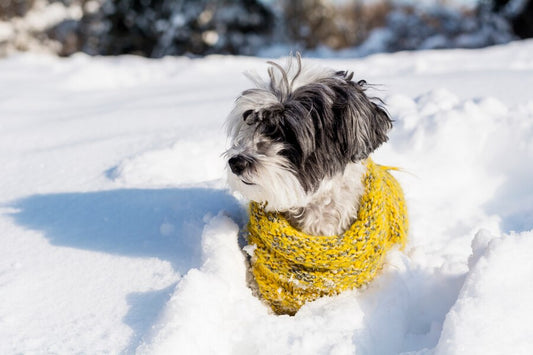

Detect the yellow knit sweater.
xmin=247 ymin=159 xmax=408 ymax=315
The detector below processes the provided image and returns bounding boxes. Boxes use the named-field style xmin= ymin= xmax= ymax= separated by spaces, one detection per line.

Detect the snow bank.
xmin=137 ymin=45 xmax=533 ymax=354
xmin=138 ymin=214 xmax=410 ymax=355
xmin=138 ymin=222 xmax=533 ymax=355
xmin=109 ymin=136 xmax=226 ymax=187
xmin=436 ymin=229 xmax=533 ymax=355
xmin=1 ymin=41 xmax=533 ymax=354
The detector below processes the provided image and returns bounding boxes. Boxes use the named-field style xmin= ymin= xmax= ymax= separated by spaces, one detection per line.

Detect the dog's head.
xmin=225 ymin=55 xmax=392 ymax=211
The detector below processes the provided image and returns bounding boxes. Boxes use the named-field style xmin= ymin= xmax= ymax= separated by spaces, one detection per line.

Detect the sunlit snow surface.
xmin=1 ymin=41 xmax=533 ymax=354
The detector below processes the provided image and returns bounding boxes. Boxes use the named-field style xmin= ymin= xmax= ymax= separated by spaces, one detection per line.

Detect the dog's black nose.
xmin=228 ymin=155 xmax=250 ymax=175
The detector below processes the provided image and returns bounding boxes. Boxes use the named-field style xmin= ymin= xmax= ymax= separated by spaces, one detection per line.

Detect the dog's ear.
xmin=363 ymin=101 xmax=392 ymax=156
xmin=334 ymin=75 xmax=392 ymax=161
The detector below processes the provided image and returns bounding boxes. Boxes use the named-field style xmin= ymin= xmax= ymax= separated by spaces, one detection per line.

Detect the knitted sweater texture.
xmin=247 ymin=159 xmax=408 ymax=315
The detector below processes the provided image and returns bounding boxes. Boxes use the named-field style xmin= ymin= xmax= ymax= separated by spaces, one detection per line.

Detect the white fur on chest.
xmin=282 ymin=162 xmax=367 ymax=236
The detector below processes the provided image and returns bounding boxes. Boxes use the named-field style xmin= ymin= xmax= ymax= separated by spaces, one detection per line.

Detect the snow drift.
xmin=1 ymin=40 xmax=533 ymax=354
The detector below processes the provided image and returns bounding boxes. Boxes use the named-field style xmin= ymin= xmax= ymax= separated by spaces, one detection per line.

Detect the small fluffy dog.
xmin=225 ymin=55 xmax=392 ymax=237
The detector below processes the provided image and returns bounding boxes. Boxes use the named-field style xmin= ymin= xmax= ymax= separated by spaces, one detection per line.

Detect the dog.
xmin=225 ymin=55 xmax=392 ymax=237
xmin=224 ymin=55 xmax=407 ymax=314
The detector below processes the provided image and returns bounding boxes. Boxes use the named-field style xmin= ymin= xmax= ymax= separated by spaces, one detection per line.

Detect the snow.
xmin=435 ymin=230 xmax=533 ymax=355
xmin=1 ymin=40 xmax=533 ymax=354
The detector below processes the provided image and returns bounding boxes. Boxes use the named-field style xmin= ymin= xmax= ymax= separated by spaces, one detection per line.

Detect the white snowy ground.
xmin=1 ymin=40 xmax=533 ymax=354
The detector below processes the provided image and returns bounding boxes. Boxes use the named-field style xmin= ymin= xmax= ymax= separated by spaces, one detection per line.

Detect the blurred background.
xmin=0 ymin=0 xmax=531 ymax=58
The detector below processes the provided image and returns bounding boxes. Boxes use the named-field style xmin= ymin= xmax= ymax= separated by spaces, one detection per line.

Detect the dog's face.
xmin=225 ymin=57 xmax=392 ymax=211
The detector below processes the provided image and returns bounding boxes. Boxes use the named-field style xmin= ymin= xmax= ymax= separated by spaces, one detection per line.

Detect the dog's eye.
xmin=256 ymin=141 xmax=269 ymax=151
xmin=261 ymin=123 xmax=280 ymax=138
xmin=243 ymin=110 xmax=254 ymax=122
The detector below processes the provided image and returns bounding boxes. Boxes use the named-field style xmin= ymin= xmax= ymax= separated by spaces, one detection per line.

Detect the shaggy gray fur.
xmin=232 ymin=57 xmax=392 ymax=193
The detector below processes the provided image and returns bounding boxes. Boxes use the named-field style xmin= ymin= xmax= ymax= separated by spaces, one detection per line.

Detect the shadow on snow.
xmin=8 ymin=188 xmax=244 ymax=272
xmin=7 ymin=187 xmax=245 ymax=351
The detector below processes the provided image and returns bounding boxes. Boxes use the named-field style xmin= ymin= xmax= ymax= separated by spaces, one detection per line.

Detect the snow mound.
xmin=138 ymin=221 xmax=533 ymax=354
xmin=138 ymin=214 xmax=411 ymax=355
xmin=436 ymin=229 xmax=533 ymax=355
xmin=138 ymin=87 xmax=533 ymax=354
xmin=109 ymin=137 xmax=226 ymax=187
xmin=384 ymin=90 xmax=533 ymax=236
